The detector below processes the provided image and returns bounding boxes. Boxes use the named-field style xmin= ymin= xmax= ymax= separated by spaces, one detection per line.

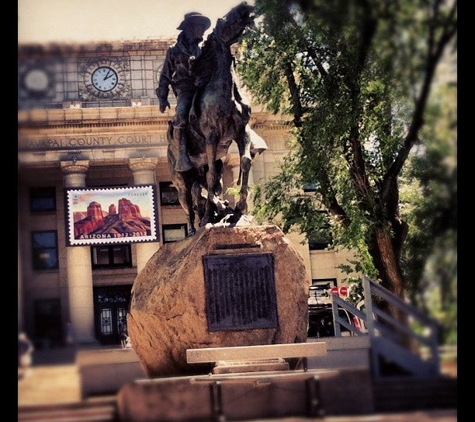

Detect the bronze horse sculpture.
xmin=167 ymin=2 xmax=267 ymax=235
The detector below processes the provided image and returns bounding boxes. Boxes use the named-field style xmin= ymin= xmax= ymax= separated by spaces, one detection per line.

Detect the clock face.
xmin=91 ymin=67 xmax=118 ymax=92
xmin=81 ymin=58 xmax=130 ymax=100
xmin=19 ymin=66 xmax=53 ymax=99
xmin=24 ymin=68 xmax=50 ymax=92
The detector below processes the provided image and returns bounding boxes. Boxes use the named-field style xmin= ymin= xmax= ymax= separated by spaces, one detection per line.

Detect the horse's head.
xmin=214 ymin=2 xmax=255 ymax=46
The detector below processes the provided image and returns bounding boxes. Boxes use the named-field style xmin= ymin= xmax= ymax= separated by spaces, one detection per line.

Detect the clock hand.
xmin=104 ymin=70 xmax=114 ymax=81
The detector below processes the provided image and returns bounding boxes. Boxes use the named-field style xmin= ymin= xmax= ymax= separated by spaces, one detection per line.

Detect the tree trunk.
xmin=371 ymin=227 xmax=416 ymax=352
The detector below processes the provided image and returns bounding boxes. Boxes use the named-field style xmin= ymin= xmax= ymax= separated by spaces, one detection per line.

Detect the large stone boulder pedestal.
xmin=127 ymin=224 xmax=309 ymax=377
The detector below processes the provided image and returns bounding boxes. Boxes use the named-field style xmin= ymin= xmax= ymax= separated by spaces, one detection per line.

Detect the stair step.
xmin=19 ymin=376 xmax=456 ymax=419
xmin=373 ymin=377 xmax=457 ymax=412
xmin=18 ymin=397 xmax=116 ymax=422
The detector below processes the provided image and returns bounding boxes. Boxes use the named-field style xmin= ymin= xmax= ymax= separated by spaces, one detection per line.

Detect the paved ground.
xmin=18 ymin=346 xmax=457 ymax=421
xmin=18 ymin=346 xmax=81 ymax=406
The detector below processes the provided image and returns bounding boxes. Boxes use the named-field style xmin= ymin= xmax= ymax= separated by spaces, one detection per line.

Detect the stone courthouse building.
xmin=18 ymin=39 xmax=356 ymax=348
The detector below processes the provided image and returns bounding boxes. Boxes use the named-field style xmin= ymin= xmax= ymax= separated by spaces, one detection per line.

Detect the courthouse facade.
xmin=18 ymin=39 xmax=356 ymax=347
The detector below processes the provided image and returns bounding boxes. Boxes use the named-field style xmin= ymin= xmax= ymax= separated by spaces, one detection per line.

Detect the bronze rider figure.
xmin=156 ymin=12 xmax=211 ymax=172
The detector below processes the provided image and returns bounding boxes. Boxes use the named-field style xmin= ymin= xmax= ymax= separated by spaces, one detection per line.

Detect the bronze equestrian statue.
xmin=158 ymin=2 xmax=266 ymax=235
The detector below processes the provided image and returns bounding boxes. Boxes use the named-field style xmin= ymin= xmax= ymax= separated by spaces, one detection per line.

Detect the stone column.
xmin=128 ymin=158 xmax=160 ymax=273
xmin=61 ymin=160 xmax=96 ymax=344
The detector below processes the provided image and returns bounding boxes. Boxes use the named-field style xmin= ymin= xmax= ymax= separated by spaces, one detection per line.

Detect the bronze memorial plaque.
xmin=203 ymin=253 xmax=278 ymax=331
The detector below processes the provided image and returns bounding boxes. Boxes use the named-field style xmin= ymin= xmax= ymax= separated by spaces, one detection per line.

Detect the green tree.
xmin=402 ymin=75 xmax=457 ymax=343
xmin=237 ymin=0 xmax=457 ymax=324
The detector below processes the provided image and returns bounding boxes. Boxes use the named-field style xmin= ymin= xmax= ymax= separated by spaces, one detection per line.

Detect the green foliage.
xmin=237 ymin=0 xmax=456 ymax=337
xmin=400 ymin=69 xmax=457 ymax=343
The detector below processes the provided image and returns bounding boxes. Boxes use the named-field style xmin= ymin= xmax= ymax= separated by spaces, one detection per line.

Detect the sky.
xmin=18 ymin=0 xmax=254 ymax=44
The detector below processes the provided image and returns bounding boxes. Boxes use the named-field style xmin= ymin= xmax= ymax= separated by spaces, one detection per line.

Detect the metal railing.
xmin=330 ymin=275 xmax=441 ymax=379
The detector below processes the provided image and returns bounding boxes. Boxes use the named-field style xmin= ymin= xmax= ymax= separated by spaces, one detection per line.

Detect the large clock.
xmin=19 ymin=66 xmax=54 ymax=99
xmin=80 ymin=58 xmax=130 ymax=100
xmin=91 ymin=67 xmax=118 ymax=92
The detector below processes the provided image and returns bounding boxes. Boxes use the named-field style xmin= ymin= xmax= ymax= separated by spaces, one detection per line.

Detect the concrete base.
xmin=116 ymin=368 xmax=374 ymax=421
xmin=76 ymin=337 xmax=370 ymax=401
xmin=77 ymin=348 xmax=146 ymax=399
xmin=307 ymin=336 xmax=371 ymax=370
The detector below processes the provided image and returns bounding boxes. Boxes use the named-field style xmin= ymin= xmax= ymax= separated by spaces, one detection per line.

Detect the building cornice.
xmin=18 ymin=107 xmax=292 ymax=131
xmin=18 ymin=39 xmax=176 ymax=59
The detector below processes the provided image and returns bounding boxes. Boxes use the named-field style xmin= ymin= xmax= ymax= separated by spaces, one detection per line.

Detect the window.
xmin=303 ymin=182 xmax=317 ymax=192
xmin=30 ymin=187 xmax=56 ymax=212
xmin=91 ymin=244 xmax=132 ymax=269
xmin=162 ymin=224 xmax=188 ymax=243
xmin=159 ymin=181 xmax=180 ymax=206
xmin=308 ymin=279 xmax=337 ymax=306
xmin=311 ymin=279 xmax=337 ymax=289
xmin=31 ymin=231 xmax=59 ymax=270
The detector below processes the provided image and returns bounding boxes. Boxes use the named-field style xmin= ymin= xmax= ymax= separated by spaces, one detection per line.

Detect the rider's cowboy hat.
xmin=177 ymin=12 xmax=211 ymax=31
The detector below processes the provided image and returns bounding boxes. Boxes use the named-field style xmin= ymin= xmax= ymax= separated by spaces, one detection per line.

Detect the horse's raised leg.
xmin=201 ymin=135 xmax=228 ymax=226
xmin=235 ymin=155 xmax=251 ymax=214
xmin=173 ymin=172 xmax=197 ymax=236
xmin=191 ymin=181 xmax=206 ymax=224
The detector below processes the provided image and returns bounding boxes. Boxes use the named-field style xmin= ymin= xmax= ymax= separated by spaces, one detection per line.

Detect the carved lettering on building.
xmin=20 ymin=133 xmax=167 ymax=150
